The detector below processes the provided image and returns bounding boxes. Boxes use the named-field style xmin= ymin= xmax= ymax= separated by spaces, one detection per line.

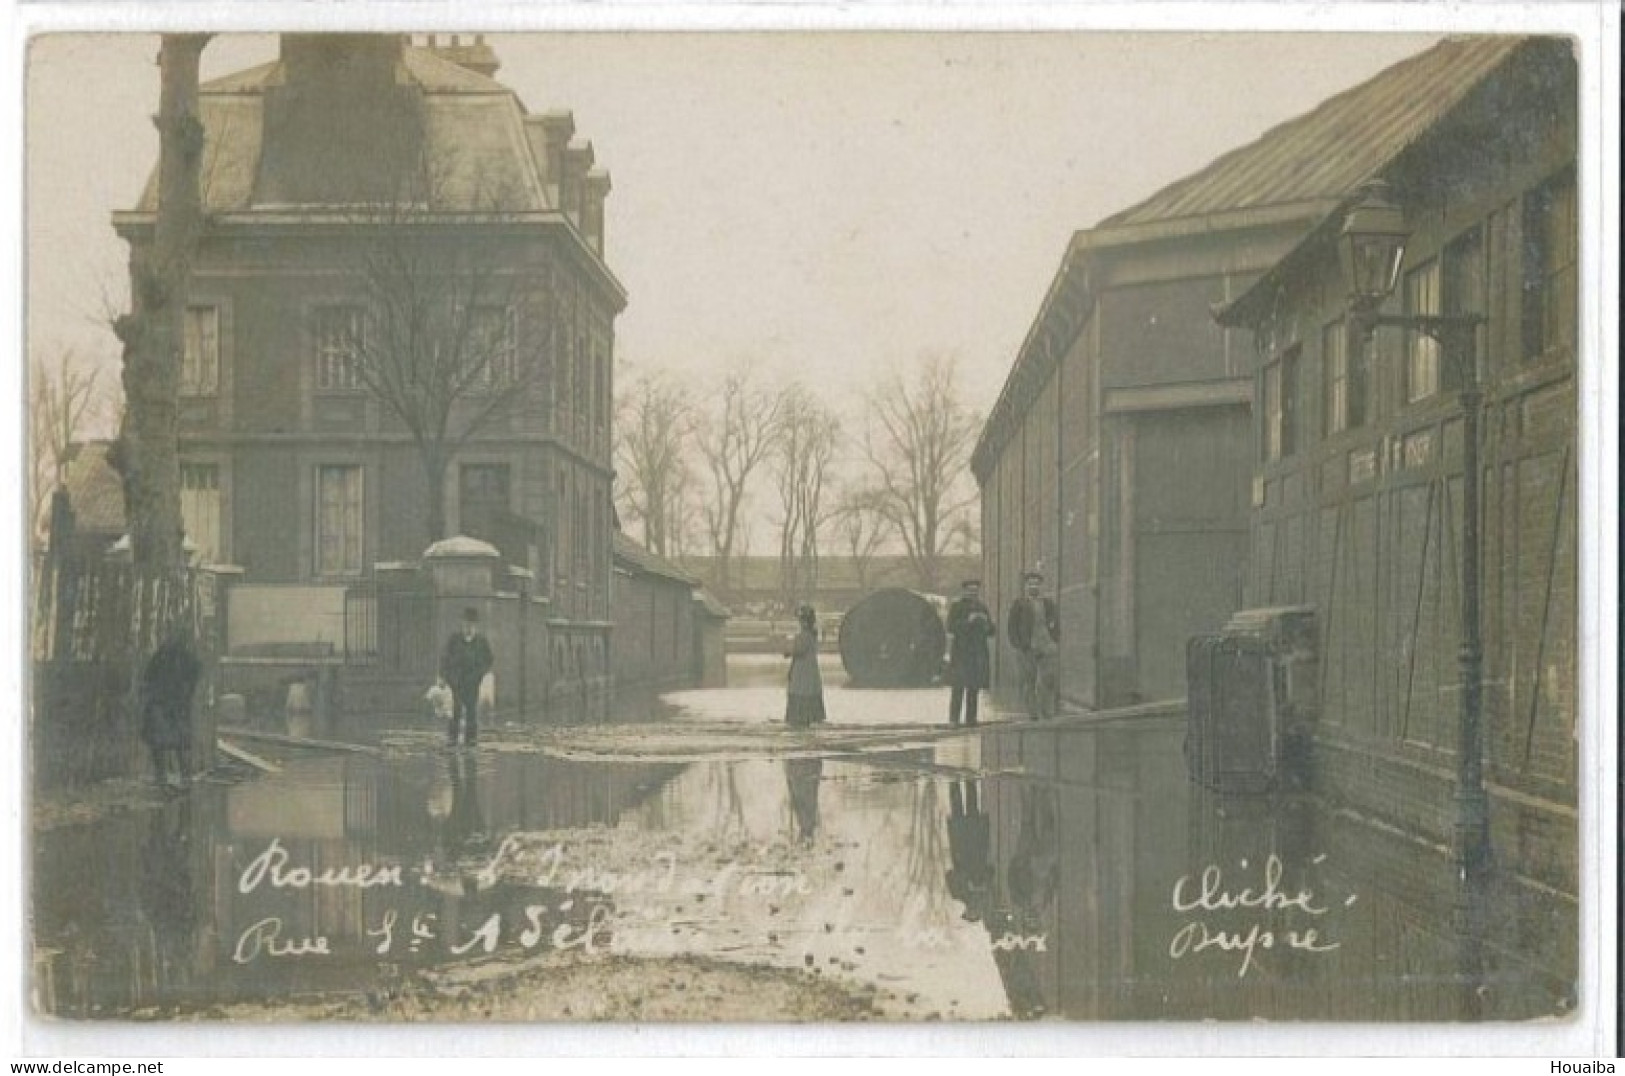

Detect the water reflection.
xmin=31 ymin=715 xmax=1574 ymax=1022
xmin=784 ymin=758 xmax=823 ymax=842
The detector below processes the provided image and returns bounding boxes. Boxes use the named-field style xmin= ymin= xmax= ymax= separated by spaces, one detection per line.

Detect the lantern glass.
xmin=1338 ymin=183 xmax=1409 ymax=308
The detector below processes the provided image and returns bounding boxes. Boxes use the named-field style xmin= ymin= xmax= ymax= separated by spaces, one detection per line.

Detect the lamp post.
xmin=1338 ymin=181 xmax=1491 ymax=892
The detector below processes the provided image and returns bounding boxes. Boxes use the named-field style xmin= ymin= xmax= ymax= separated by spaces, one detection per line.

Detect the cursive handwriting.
xmin=238 ymin=838 xmax=404 ymax=895
xmin=233 ymin=917 xmax=331 ymax=964
xmin=1172 ymin=854 xmax=1328 ymax=916
xmin=485 ymin=842 xmax=812 ymax=900
xmin=1167 ymin=854 xmax=1350 ymax=977
xmin=990 ymin=932 xmax=1048 ymax=952
xmin=1168 ymin=919 xmax=1340 ymax=978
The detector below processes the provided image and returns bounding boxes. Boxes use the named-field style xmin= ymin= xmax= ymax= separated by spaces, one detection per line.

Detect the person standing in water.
xmin=783 ymin=604 xmax=827 ymax=727
xmin=945 ymin=579 xmax=995 ymax=727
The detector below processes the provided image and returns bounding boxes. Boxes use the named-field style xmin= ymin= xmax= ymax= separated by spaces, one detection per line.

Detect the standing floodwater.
xmin=30 ymin=706 xmax=1572 ymax=1021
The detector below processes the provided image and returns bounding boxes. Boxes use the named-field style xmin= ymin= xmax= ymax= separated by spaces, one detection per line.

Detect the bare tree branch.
xmin=614 ymin=370 xmax=696 ymax=558
xmin=770 ymin=383 xmax=841 ymax=612
xmin=695 ymin=367 xmax=784 ymax=591
xmin=859 ymin=352 xmax=982 ymax=592
xmin=336 ymin=142 xmax=553 ymax=543
xmin=29 ymin=348 xmax=106 ymax=542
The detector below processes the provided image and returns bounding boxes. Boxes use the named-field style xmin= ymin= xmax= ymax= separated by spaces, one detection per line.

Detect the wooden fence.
xmin=31 ymin=556 xmax=218 ymax=788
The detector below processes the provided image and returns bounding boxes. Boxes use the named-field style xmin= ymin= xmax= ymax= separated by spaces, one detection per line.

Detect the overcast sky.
xmin=26 ymin=30 xmax=1446 ymax=420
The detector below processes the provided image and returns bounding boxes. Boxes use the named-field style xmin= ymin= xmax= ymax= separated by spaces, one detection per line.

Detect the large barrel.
xmin=838 ymin=588 xmax=947 ymax=688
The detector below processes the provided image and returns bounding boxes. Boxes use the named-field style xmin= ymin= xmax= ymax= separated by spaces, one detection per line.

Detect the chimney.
xmin=263 ymin=34 xmax=422 ymax=206
xmin=280 ymin=33 xmax=405 ymax=88
xmin=584 ymin=169 xmax=611 ymax=256
xmin=425 ymin=32 xmax=500 ymax=78
xmin=538 ymin=111 xmax=576 ymax=207
xmin=562 ymin=138 xmax=595 ymax=227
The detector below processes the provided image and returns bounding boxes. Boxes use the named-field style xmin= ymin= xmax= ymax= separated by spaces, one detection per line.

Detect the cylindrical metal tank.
xmin=838 ymin=588 xmax=947 ymax=688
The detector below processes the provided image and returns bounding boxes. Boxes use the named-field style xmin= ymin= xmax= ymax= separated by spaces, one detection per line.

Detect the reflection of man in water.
xmin=441 ymin=752 xmax=486 ymax=855
xmin=138 ymin=799 xmax=200 ymax=991
xmin=944 ymin=780 xmax=993 ymax=921
xmin=784 ymin=757 xmax=823 ymax=841
xmin=1007 ymin=785 xmax=1060 ymax=934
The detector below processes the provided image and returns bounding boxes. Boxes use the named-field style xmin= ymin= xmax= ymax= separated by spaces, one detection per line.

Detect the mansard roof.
xmin=128 ymin=38 xmax=569 ymax=217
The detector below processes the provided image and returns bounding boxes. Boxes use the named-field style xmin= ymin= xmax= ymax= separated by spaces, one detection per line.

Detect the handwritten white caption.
xmin=230 ymin=836 xmax=1042 ymax=965
xmin=1167 ymin=853 xmax=1356 ymax=978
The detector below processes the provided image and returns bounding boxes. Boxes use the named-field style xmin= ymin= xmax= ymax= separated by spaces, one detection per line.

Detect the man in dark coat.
xmin=1007 ymin=570 xmax=1061 ymax=720
xmin=440 ymin=607 xmax=494 ymax=747
xmin=946 ymin=579 xmax=995 ymax=726
xmin=140 ymin=627 xmax=201 ymax=788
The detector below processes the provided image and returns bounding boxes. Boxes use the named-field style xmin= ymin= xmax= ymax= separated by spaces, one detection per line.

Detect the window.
xmin=1323 ymin=321 xmax=1346 ymax=437
xmin=314 ymin=306 xmax=365 ymax=392
xmin=1263 ymin=346 xmax=1299 ymax=462
xmin=315 ymin=465 xmax=364 ymax=576
xmin=469 ymin=306 xmax=516 ymax=389
xmin=575 ymin=335 xmax=589 ymax=420
xmin=459 ymin=464 xmax=511 ymax=543
xmin=1523 ymin=170 xmax=1578 ymax=360
xmin=593 ymin=349 xmax=606 ymax=431
xmin=181 ymin=306 xmax=219 ymax=396
xmin=1403 ymin=259 xmax=1441 ymax=402
xmin=179 ymin=463 xmax=220 ymax=562
xmin=1324 ymin=320 xmax=1370 ymax=437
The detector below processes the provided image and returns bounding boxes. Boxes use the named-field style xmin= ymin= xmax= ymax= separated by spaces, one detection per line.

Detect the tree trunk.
xmin=112 ymin=34 xmax=210 ymax=572
xmin=424 ymin=446 xmax=449 ymax=544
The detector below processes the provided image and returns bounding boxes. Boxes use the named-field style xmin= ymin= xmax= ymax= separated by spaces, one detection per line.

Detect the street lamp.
xmin=1338 ymin=180 xmax=1490 ymax=891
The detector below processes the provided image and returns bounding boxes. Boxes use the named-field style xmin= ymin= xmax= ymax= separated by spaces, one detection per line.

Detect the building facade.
xmin=612 ymin=533 xmax=729 ymax=693
xmin=112 ymin=34 xmax=624 ymax=658
xmin=970 ymin=35 xmax=1570 ymax=716
xmin=1216 ymin=37 xmax=1578 ymax=909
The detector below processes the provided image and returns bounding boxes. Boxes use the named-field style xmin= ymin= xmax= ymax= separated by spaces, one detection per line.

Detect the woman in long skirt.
xmin=784 ymin=604 xmax=827 ymax=727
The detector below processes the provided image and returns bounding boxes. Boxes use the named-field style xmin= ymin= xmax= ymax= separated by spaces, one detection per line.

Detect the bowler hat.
xmin=462 ymin=607 xmax=480 ymax=622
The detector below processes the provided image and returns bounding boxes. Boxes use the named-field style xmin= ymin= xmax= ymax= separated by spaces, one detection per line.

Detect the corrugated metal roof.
xmin=1099 ymin=36 xmax=1529 ymax=230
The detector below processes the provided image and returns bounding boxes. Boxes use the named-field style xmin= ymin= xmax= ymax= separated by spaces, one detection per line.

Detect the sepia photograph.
xmin=11 ymin=2 xmax=1617 ymax=1056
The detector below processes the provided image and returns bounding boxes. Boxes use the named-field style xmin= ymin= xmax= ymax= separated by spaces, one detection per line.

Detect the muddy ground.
xmin=158 ymin=951 xmax=894 ymax=1023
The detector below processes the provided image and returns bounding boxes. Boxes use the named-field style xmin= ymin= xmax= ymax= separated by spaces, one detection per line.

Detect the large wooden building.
xmin=971 ymin=36 xmax=1576 ymax=719
xmin=112 ymin=34 xmax=624 ymax=654
xmin=1215 ymin=37 xmax=1578 ymax=911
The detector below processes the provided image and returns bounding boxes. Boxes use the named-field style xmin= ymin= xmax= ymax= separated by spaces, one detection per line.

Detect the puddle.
xmin=31 ymin=718 xmax=1574 ymax=1021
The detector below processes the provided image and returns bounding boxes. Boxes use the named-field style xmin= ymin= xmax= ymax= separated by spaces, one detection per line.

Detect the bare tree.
xmin=29 ymin=349 xmax=108 ymax=542
xmin=861 ymin=352 xmax=981 ymax=593
xmin=318 ymin=125 xmax=554 ymax=546
xmin=695 ymin=368 xmax=783 ymax=592
xmin=109 ymin=33 xmax=211 ymax=571
xmin=770 ymin=384 xmax=841 ymax=612
xmin=614 ymin=370 xmax=696 ymax=558
xmin=831 ymin=485 xmax=890 ymax=594
xmin=342 ymin=227 xmax=548 ymax=543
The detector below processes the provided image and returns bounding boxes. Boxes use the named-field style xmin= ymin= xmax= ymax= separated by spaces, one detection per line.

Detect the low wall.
xmin=227 ymin=585 xmax=347 ymax=651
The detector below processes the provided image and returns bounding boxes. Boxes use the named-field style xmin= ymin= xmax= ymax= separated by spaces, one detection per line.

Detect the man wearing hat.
xmin=440 ymin=607 xmax=494 ymax=746
xmin=1007 ymin=570 xmax=1060 ymax=720
xmin=946 ymin=579 xmax=995 ymax=726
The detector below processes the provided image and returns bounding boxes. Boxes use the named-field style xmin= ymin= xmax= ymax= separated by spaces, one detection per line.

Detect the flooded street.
xmin=31 ymin=656 xmax=1574 ymax=1023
